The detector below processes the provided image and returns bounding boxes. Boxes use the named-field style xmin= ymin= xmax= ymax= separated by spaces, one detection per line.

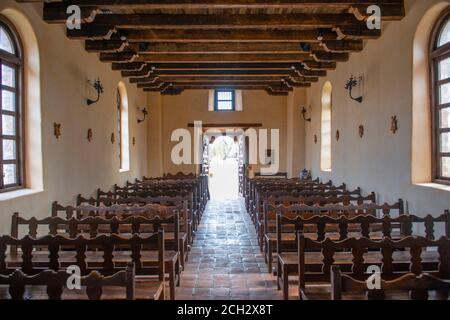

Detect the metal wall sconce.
xmin=86 ymin=78 xmax=104 ymax=106
xmin=345 ymin=75 xmax=363 ymax=103
xmin=137 ymin=108 xmax=148 ymax=124
xmin=301 ymin=106 xmax=311 ymax=122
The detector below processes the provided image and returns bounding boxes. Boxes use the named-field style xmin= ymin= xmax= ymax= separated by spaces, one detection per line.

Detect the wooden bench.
xmin=0 ymin=263 xmax=143 ymax=300
xmin=56 ymin=200 xmax=191 ymax=259
xmin=274 ymin=211 xmax=449 ymax=299
xmin=45 ymin=206 xmax=182 ymax=299
xmin=331 ymin=267 xmax=450 ymax=300
xmin=0 ymin=232 xmax=167 ymax=300
xmin=251 ymin=181 xmax=349 ymax=226
xmin=264 ymin=201 xmax=404 ymax=274
xmin=296 ymin=235 xmax=450 ymax=300
xmin=258 ymin=194 xmax=377 ymax=251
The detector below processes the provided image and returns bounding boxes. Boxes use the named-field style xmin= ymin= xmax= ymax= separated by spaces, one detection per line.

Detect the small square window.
xmin=214 ymin=90 xmax=235 ymax=112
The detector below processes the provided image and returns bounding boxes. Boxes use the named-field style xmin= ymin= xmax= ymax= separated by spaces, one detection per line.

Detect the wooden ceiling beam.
xmin=111 ymin=62 xmax=147 ymax=71
xmin=67 ymin=25 xmax=117 ymax=40
xmin=100 ymin=52 xmax=344 ymax=65
xmin=119 ymin=29 xmax=340 ymax=42
xmin=77 ymin=13 xmax=369 ymax=29
xmin=143 ymin=85 xmax=279 ymax=92
xmin=130 ymin=75 xmax=317 ymax=83
xmin=43 ymin=2 xmax=404 ymax=23
xmin=91 ymin=42 xmax=308 ymax=54
xmin=131 ymin=67 xmax=325 ymax=77
xmin=143 ymin=84 xmax=293 ymax=91
xmin=334 ymin=26 xmax=381 ymax=39
xmin=139 ymin=80 xmax=300 ymax=86
xmin=111 ymin=61 xmax=334 ymax=72
xmin=123 ymin=69 xmax=295 ymax=77
xmin=320 ymin=40 xmax=363 ymax=52
xmin=66 ymin=24 xmax=381 ymax=41
xmin=69 ymin=27 xmax=379 ymax=41
xmin=312 ymin=51 xmax=349 ymax=62
xmin=137 ymin=80 xmax=304 ymax=87
xmin=113 ymin=62 xmax=299 ymax=71
xmin=41 ymin=1 xmax=404 ymax=10
xmin=101 ymin=52 xmax=312 ymax=63
xmin=85 ymin=40 xmax=363 ymax=53
xmin=350 ymin=3 xmax=405 ymax=21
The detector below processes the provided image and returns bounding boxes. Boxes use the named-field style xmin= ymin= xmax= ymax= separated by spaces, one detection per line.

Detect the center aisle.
xmin=175 ymin=198 xmax=283 ymax=300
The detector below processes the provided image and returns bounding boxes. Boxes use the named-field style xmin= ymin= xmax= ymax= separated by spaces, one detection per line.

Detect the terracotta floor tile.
xmin=175 ymin=199 xmax=282 ymax=300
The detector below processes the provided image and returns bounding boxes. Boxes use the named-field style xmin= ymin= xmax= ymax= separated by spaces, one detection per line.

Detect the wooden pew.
xmin=258 ymin=194 xmax=377 ymax=252
xmin=263 ymin=201 xmax=404 ymax=274
xmin=0 ymin=232 xmax=166 ymax=300
xmin=98 ymin=188 xmax=198 ymax=234
xmin=274 ymin=211 xmax=449 ymax=300
xmin=0 ymin=263 xmax=137 ymax=300
xmin=60 ymin=198 xmax=192 ymax=252
xmin=46 ymin=204 xmax=182 ymax=299
xmin=331 ymin=267 xmax=450 ymax=300
xmin=250 ymin=180 xmax=348 ymax=225
xmin=297 ymin=235 xmax=450 ymax=300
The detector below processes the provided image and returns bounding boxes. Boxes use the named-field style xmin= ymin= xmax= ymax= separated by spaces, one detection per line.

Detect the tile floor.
xmin=175 ymin=198 xmax=284 ymax=300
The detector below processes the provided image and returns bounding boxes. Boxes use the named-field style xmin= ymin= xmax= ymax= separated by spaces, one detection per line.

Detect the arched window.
xmin=430 ymin=9 xmax=450 ymax=182
xmin=117 ymin=82 xmax=130 ymax=172
xmin=320 ymin=81 xmax=332 ymax=172
xmin=0 ymin=16 xmax=23 ymax=191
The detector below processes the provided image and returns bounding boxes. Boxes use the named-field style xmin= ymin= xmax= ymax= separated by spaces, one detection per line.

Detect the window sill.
xmin=0 ymin=188 xmax=44 ymax=202
xmin=414 ymin=183 xmax=450 ymax=192
xmin=321 ymin=169 xmax=332 ymax=173
xmin=119 ymin=168 xmax=130 ymax=173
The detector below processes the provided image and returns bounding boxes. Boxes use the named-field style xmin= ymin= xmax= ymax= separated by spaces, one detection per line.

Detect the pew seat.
xmin=0 ymin=277 xmax=164 ymax=300
xmin=264 ymin=230 xmax=402 ymax=273
xmin=278 ymin=249 xmax=443 ymax=300
xmin=5 ymin=250 xmax=180 ymax=300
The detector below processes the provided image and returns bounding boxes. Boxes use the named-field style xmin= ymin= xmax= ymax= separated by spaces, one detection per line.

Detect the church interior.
xmin=0 ymin=0 xmax=449 ymax=302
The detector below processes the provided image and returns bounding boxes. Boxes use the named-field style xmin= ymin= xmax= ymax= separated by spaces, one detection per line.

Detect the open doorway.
xmin=205 ymin=135 xmax=241 ymax=200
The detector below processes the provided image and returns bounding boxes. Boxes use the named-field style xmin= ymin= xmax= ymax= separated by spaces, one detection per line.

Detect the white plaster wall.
xmin=286 ymin=88 xmax=307 ymax=178
xmin=305 ymin=0 xmax=450 ymax=217
xmin=0 ymin=1 xmax=148 ymax=235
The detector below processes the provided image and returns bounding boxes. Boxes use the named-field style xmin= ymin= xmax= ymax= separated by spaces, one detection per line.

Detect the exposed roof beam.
xmin=143 ymin=85 xmax=280 ymax=92
xmin=122 ymin=67 xmax=326 ymax=77
xmin=69 ymin=27 xmax=379 ymax=41
xmin=143 ymin=83 xmax=294 ymax=91
xmin=42 ymin=0 xmax=403 ymax=10
xmin=123 ymin=69 xmax=291 ymax=77
xmin=130 ymin=75 xmax=317 ymax=83
xmin=100 ymin=52 xmax=343 ymax=65
xmin=119 ymin=29 xmax=341 ymax=42
xmin=138 ymin=80 xmax=306 ymax=87
xmin=85 ymin=40 xmax=363 ymax=53
xmin=111 ymin=61 xmax=334 ymax=71
xmin=101 ymin=52 xmax=310 ymax=63
xmin=44 ymin=2 xmax=404 ymax=22
xmin=73 ymin=13 xmax=368 ymax=29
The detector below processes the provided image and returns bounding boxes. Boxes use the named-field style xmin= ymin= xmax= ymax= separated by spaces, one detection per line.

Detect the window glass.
xmin=438 ymin=19 xmax=450 ymax=47
xmin=0 ymin=27 xmax=14 ymax=54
